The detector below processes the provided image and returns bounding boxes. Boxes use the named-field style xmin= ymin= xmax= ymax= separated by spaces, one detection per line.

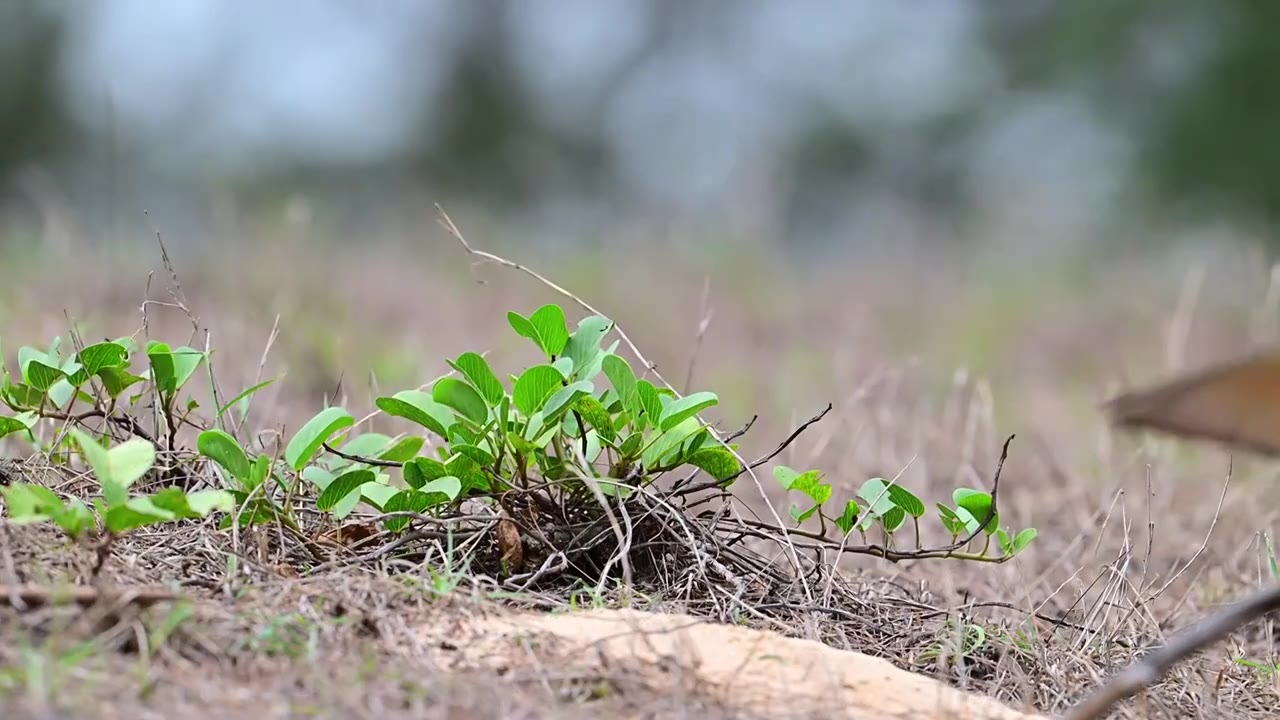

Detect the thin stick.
xmin=1064 ymin=583 xmax=1280 ymax=720
xmin=683 ymin=275 xmax=714 ymax=394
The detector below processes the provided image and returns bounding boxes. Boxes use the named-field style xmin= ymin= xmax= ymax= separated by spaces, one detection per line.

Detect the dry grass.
xmin=1 ymin=228 xmax=1280 ymax=718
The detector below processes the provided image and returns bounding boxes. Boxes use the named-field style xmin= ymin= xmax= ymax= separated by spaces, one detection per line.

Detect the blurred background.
xmin=4 ymin=0 xmax=1279 ymax=259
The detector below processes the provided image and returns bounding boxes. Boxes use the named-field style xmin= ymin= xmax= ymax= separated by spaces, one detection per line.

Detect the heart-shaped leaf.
xmin=834 ymin=500 xmax=861 ymax=534
xmin=315 ymin=469 xmax=376 ymax=512
xmin=659 ymin=392 xmax=719 ymax=432
xmin=687 ymin=445 xmax=740 ymax=483
xmin=513 ymin=365 xmax=564 ymax=416
xmin=376 ymin=391 xmax=454 ymax=439
xmin=563 ymin=316 xmax=613 ymax=377
xmin=433 ymin=378 xmax=488 ymax=425
xmin=284 ymin=407 xmax=354 ymax=471
xmin=448 ymin=352 xmax=505 ymax=406
xmin=76 ymin=341 xmax=130 ymax=377
xmin=197 ymin=429 xmax=251 ymax=483
xmin=953 ymin=488 xmax=998 ymax=535
xmin=68 ymin=429 xmax=155 ymax=506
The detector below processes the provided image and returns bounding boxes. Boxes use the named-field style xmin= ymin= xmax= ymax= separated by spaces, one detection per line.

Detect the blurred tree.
xmin=0 ymin=3 xmax=70 ymax=191
xmin=981 ymin=1 xmax=1280 ymax=247
xmin=1145 ymin=5 xmax=1280 ymax=236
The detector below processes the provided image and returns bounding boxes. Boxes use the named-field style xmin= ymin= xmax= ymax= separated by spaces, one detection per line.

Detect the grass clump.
xmin=0 ymin=292 xmax=1034 ymax=595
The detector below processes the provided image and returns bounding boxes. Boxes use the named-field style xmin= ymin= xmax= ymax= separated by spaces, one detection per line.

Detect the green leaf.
xmin=3 ymin=382 xmax=44 ymax=408
xmin=952 ymin=505 xmax=981 ymax=535
xmin=790 ymin=471 xmax=832 ymax=506
xmin=789 ymin=503 xmax=820 ymax=523
xmin=376 ymin=391 xmax=455 ymax=439
xmin=185 ymin=486 xmax=235 ymax=515
xmin=382 ymin=490 xmax=431 ymax=533
xmin=67 ymin=429 xmax=156 ymax=505
xmin=452 ymin=443 xmax=495 ymax=467
xmin=641 ymin=417 xmax=704 ymax=468
xmin=335 ymin=433 xmax=394 ymax=464
xmin=197 ymin=429 xmax=251 ymax=483
xmin=551 ymin=356 xmax=574 ymax=379
xmin=1012 ymin=528 xmax=1038 ymax=554
xmin=775 ymin=466 xmax=831 ymax=508
xmin=0 ymin=412 xmax=36 ymax=440
xmin=444 ymin=453 xmax=487 ymax=493
xmin=997 ymin=528 xmax=1013 ymax=555
xmin=617 ymin=432 xmax=643 ymax=459
xmin=834 ymin=500 xmax=861 ymax=534
xmin=447 ymin=352 xmax=505 ymax=406
xmin=104 ymin=497 xmax=174 ymax=533
xmin=634 ymin=381 xmax=663 ymax=427
xmin=215 ymin=377 xmax=279 ymax=419
xmin=886 ymin=485 xmax=925 ymax=518
xmin=54 ymin=498 xmax=95 ymax=538
xmin=543 ymin=381 xmax=593 ymax=422
xmin=97 ymin=367 xmax=146 ymax=398
xmin=563 ymin=316 xmax=613 ymax=375
xmin=572 ymin=395 xmax=616 ymax=442
xmin=682 ymin=429 xmax=710 ymax=457
xmin=577 ymin=339 xmax=618 ymax=382
xmin=686 ymin=445 xmax=740 ymax=483
xmin=432 ymin=378 xmax=488 ymax=425
xmin=953 ymin=488 xmax=999 ymax=535
xmin=247 ymin=454 xmax=271 ymax=493
xmin=1 ymin=483 xmax=64 ymax=521
xmin=513 ymin=365 xmax=564 ymax=416
xmin=146 ymin=343 xmax=205 ymax=396
xmin=936 ymin=504 xmax=968 ymax=536
xmin=315 ymin=469 xmax=376 ymax=512
xmin=108 ymin=438 xmax=158 ymax=491
xmin=420 ymin=475 xmax=462 ymax=501
xmin=379 ymin=436 xmax=424 ymax=463
xmin=602 ymin=354 xmax=637 ymax=410
xmin=510 ymin=305 xmax=571 ymax=358
xmin=659 ymin=391 xmax=719 ymax=432
xmin=284 ymin=407 xmax=354 ymax=471
xmin=76 ymin=341 xmax=129 ymax=377
xmin=530 ymin=304 xmax=571 ymax=357
xmin=149 ymin=487 xmax=236 ymax=518
xmin=402 ymin=457 xmax=449 ymax=490
xmin=773 ymin=465 xmax=800 ymax=490
xmin=508 ymin=312 xmax=541 ymax=348
xmin=47 ymin=378 xmax=74 ymax=408
xmin=360 ymin=482 xmax=398 ymax=511
xmin=23 ymin=359 xmax=64 ymax=393
xmin=881 ymin=506 xmax=906 ymax=533
xmin=857 ymin=478 xmax=899 ymax=519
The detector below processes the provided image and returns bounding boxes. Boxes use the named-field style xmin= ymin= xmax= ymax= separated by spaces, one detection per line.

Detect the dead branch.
xmin=1064 ymin=582 xmax=1280 ymax=720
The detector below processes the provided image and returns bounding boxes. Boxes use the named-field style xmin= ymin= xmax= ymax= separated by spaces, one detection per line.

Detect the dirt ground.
xmin=3 ymin=234 xmax=1280 ymax=718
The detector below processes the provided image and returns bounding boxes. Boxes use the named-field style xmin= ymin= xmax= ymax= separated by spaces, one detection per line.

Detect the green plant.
xmin=0 ymin=301 xmax=1035 ymax=580
xmin=285 ymin=304 xmax=743 ymax=532
xmin=1 ymin=429 xmax=232 ymax=573
xmin=918 ymin=618 xmax=989 ymax=666
xmin=772 ymin=443 xmax=1037 ymax=562
xmin=1235 ymin=657 xmax=1280 ymax=677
